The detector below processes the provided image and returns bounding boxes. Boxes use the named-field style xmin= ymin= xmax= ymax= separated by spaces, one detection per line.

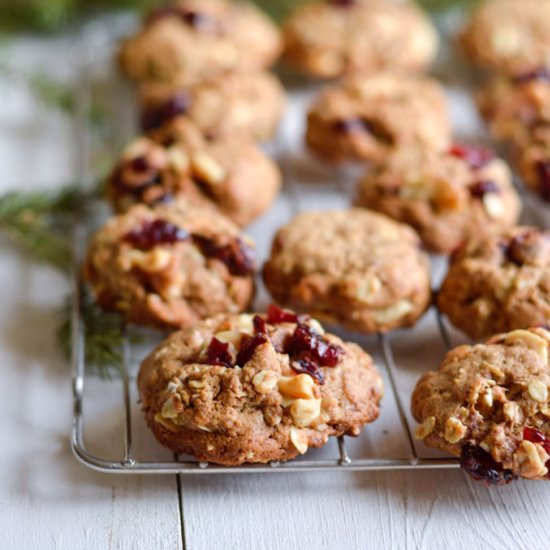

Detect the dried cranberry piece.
xmin=124 ymin=219 xmax=190 ymax=250
xmin=291 ymin=357 xmax=325 ymax=385
xmin=192 ymin=236 xmax=255 ymax=276
xmin=130 ymin=155 xmax=151 ymax=172
xmin=469 ymin=179 xmax=500 ymax=198
xmin=205 ymin=337 xmax=234 ymax=368
xmin=236 ymin=334 xmax=269 ymax=366
xmin=333 ymin=118 xmax=393 ymax=144
xmin=513 ymin=68 xmax=550 ymax=84
xmin=147 ymin=5 xmax=216 ymax=31
xmin=253 ymin=314 xmax=268 ymax=335
xmin=449 ymin=144 xmax=494 ymax=170
xmin=460 ymin=444 xmax=516 ymax=485
xmin=266 ymin=304 xmax=299 ymax=324
xmin=523 ymin=427 xmax=550 ymax=454
xmin=327 ymin=0 xmax=356 ymax=7
xmin=287 ymin=322 xmax=342 ymax=367
xmin=535 ymin=160 xmax=550 ymax=202
xmin=141 ymin=91 xmax=191 ymax=131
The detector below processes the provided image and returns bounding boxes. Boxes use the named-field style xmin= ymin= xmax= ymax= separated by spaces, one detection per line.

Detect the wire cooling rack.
xmin=69 ymin=19 xmax=476 ymax=476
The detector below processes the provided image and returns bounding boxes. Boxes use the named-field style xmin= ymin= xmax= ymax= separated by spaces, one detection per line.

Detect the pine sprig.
xmin=0 ymin=186 xmax=95 ymax=272
xmin=57 ymin=289 xmax=128 ymax=378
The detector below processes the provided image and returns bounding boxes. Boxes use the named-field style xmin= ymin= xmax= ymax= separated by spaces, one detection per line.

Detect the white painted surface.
xmin=2 ymin=21 xmax=550 ymax=550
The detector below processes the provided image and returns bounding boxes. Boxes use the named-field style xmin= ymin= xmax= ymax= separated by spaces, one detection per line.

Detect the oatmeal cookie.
xmin=438 ymin=227 xmax=550 ymax=340
xmin=139 ymin=70 xmax=285 ymax=141
xmin=138 ymin=305 xmax=383 ymax=465
xmin=282 ymin=0 xmax=438 ymax=79
xmin=105 ymin=120 xmax=281 ymax=226
xmin=478 ymin=69 xmax=550 ymax=146
xmin=263 ymin=209 xmax=431 ymax=333
xmin=305 ymin=74 xmax=450 ymax=163
xmin=118 ymin=0 xmax=281 ymax=84
xmin=412 ymin=327 xmax=550 ymax=483
xmin=355 ymin=144 xmax=521 ymax=253
xmin=459 ymin=0 xmax=550 ymax=75
xmin=83 ymin=202 xmax=255 ymax=329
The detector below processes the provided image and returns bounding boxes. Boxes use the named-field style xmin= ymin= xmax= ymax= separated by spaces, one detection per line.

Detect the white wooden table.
xmin=2 ymin=25 xmax=550 ymax=550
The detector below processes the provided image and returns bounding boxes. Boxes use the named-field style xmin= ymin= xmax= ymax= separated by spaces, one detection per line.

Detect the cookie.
xmin=355 ymin=144 xmax=521 ymax=253
xmin=139 ymin=70 xmax=286 ymax=141
xmin=282 ymin=0 xmax=438 ymax=79
xmin=83 ymin=202 xmax=255 ymax=329
xmin=478 ymin=69 xmax=550 ymax=146
xmin=305 ymin=74 xmax=450 ymax=163
xmin=138 ymin=306 xmax=383 ymax=465
xmin=459 ymin=0 xmax=550 ymax=75
xmin=118 ymin=0 xmax=281 ymax=84
xmin=438 ymin=227 xmax=550 ymax=340
xmin=412 ymin=327 xmax=550 ymax=483
xmin=105 ymin=120 xmax=282 ymax=226
xmin=263 ymin=209 xmax=431 ymax=333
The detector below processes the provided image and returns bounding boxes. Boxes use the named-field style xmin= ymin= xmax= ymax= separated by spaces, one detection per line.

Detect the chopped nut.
xmin=307 ymin=318 xmax=325 ymax=335
xmin=278 ymin=374 xmax=315 ymax=400
xmin=444 ymin=417 xmax=467 ymax=444
xmin=414 ymin=416 xmax=436 ymax=439
xmin=252 ymin=370 xmax=279 ymax=394
xmin=289 ymin=426 xmax=308 ymax=454
xmin=541 ymin=408 xmax=550 ymax=419
xmin=528 ymin=380 xmax=548 ymax=403
xmin=125 ymin=248 xmax=172 ymax=272
xmin=486 ymin=363 xmax=505 ymax=383
xmin=505 ymin=330 xmax=549 ymax=364
xmin=515 ymin=440 xmax=549 ymax=479
xmin=372 ymin=299 xmax=414 ymax=324
xmin=188 ymin=380 xmax=205 ymax=390
xmin=206 ymin=443 xmax=214 ymax=451
xmin=213 ymin=330 xmax=243 ymax=347
xmin=191 ymin=152 xmax=226 ymax=185
xmin=503 ymin=402 xmax=521 ymax=423
xmin=153 ymin=414 xmax=178 ymax=432
xmin=290 ymin=398 xmax=322 ymax=428
xmin=235 ymin=314 xmax=254 ymax=334
xmin=167 ymin=147 xmax=189 ymax=172
xmin=161 ymin=395 xmax=182 ymax=419
xmin=355 ymin=274 xmax=382 ymax=304
xmin=457 ymin=406 xmax=469 ymax=421
xmin=482 ymin=194 xmax=504 ymax=218
xmin=480 ymin=389 xmax=494 ymax=409
xmin=197 ymin=425 xmax=211 ymax=432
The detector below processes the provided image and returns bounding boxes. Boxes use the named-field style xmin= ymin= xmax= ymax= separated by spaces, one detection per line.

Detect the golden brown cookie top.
xmin=412 ymin=326 xmax=550 ymax=483
xmin=282 ymin=0 xmax=438 ymax=78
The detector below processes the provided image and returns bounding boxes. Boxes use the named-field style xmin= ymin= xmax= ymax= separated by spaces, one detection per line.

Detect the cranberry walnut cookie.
xmin=118 ymin=0 xmax=281 ymax=85
xmin=263 ymin=209 xmax=431 ymax=334
xmin=459 ymin=0 xmax=550 ymax=76
xmin=138 ymin=70 xmax=286 ymax=142
xmin=305 ymin=74 xmax=450 ymax=164
xmin=138 ymin=306 xmax=383 ymax=465
xmin=355 ymin=144 xmax=521 ymax=253
xmin=438 ymin=227 xmax=550 ymax=340
xmin=282 ymin=0 xmax=438 ymax=79
xmin=412 ymin=327 xmax=550 ymax=484
xmin=83 ymin=202 xmax=255 ymax=329
xmin=105 ymin=120 xmax=281 ymax=227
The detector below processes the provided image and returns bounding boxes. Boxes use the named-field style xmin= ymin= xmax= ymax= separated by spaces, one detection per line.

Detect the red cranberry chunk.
xmin=291 ymin=357 xmax=325 ymax=385
xmin=236 ymin=334 xmax=269 ymax=366
xmin=524 ymin=427 xmax=550 ymax=455
xmin=460 ymin=444 xmax=516 ymax=485
xmin=205 ymin=337 xmax=234 ymax=368
xmin=327 ymin=0 xmax=356 ymax=7
xmin=253 ymin=314 xmax=268 ymax=335
xmin=141 ymin=91 xmax=191 ymax=131
xmin=469 ymin=179 xmax=500 ymax=199
xmin=286 ymin=322 xmax=342 ymax=367
xmin=192 ymin=236 xmax=255 ymax=276
xmin=449 ymin=144 xmax=494 ymax=170
xmin=513 ymin=68 xmax=550 ymax=84
xmin=535 ymin=160 xmax=550 ymax=202
xmin=266 ymin=304 xmax=299 ymax=324
xmin=124 ymin=219 xmax=190 ymax=250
